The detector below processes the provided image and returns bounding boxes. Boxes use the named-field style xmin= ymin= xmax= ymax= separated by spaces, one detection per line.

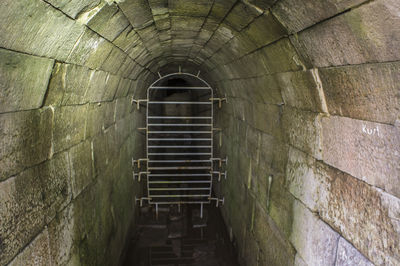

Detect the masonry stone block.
xmin=272 ymin=0 xmax=366 ymax=33
xmin=335 ymin=237 xmax=373 ymax=266
xmin=67 ymin=28 xmax=113 ymax=70
xmin=45 ymin=63 xmax=91 ymax=106
xmin=316 ymin=162 xmax=400 ymax=265
xmin=0 ymin=151 xmax=70 ymax=265
xmin=0 ymin=108 xmax=53 ymax=180
xmin=242 ymin=12 xmax=287 ymax=48
xmin=291 ymin=0 xmax=400 ymax=67
xmin=69 ymin=141 xmax=93 ymax=198
xmin=46 ymin=0 xmax=100 ymax=19
xmin=118 ymin=0 xmax=153 ymax=28
xmin=86 ymin=102 xmax=115 ymax=138
xmin=321 ymin=115 xmax=400 ymax=198
xmin=8 ymin=229 xmax=51 ymax=266
xmin=86 ymin=3 xmax=129 ymax=42
xmin=277 ymin=70 xmax=326 ymax=113
xmin=0 ymin=49 xmax=54 ymax=113
xmin=53 ymin=105 xmax=87 ymax=153
xmin=253 ymin=202 xmax=296 ymax=265
xmin=282 ymin=106 xmax=322 ymax=159
xmin=225 ymin=2 xmax=262 ymax=31
xmin=0 ymin=0 xmax=84 ymax=61
xmin=169 ymin=0 xmax=213 ymax=17
xmin=319 ymin=62 xmax=400 ymax=124
xmin=290 ymin=200 xmax=339 ymax=266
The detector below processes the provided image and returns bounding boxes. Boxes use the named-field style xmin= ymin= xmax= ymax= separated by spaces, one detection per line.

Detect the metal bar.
xmin=149 ymin=188 xmax=211 ymax=191
xmin=148 ymin=101 xmax=211 ymax=105
xmin=149 ymin=86 xmax=210 ymax=89
xmin=148 ymin=166 xmax=211 ymax=170
xmin=149 ymin=195 xmax=210 ymax=198
xmin=149 ymin=201 xmax=211 ymax=204
xmin=148 ymin=116 xmax=211 ymax=119
xmin=148 ymin=153 xmax=212 ymax=156
xmin=148 ymin=138 xmax=211 ymax=141
xmin=148 ymin=146 xmax=212 ymax=148
xmin=148 ymin=131 xmax=212 ymax=134
xmin=148 ymin=124 xmax=212 ymax=126
xmin=148 ymin=181 xmax=212 ymax=184
xmin=148 ymin=174 xmax=211 ymax=176
xmin=148 ymin=160 xmax=212 ymax=163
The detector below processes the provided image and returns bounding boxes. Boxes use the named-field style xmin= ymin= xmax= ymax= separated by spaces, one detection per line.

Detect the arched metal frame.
xmin=137 ymin=72 xmax=226 ymax=217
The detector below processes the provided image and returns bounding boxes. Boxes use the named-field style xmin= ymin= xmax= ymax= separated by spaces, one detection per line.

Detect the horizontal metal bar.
xmin=149 ymin=195 xmax=210 ymax=198
xmin=149 ymin=86 xmax=210 ymax=89
xmin=148 ymin=201 xmax=211 ymax=204
xmin=149 ymin=187 xmax=211 ymax=191
xmin=148 ymin=116 xmax=211 ymax=119
xmin=148 ymin=138 xmax=211 ymax=141
xmin=148 ymin=124 xmax=212 ymax=126
xmin=148 ymin=160 xmax=212 ymax=163
xmin=148 ymin=131 xmax=212 ymax=134
xmin=148 ymin=101 xmax=211 ymax=105
xmin=148 ymin=174 xmax=211 ymax=176
xmin=148 ymin=166 xmax=211 ymax=170
xmin=148 ymin=146 xmax=212 ymax=148
xmin=148 ymin=181 xmax=212 ymax=184
xmin=148 ymin=153 xmax=212 ymax=155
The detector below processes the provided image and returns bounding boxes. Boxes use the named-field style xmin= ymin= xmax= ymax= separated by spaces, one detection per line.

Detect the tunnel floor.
xmin=122 ymin=204 xmax=239 ymax=266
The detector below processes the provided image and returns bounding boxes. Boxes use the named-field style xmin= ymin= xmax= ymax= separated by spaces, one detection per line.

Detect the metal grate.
xmin=133 ymin=72 xmax=226 ymax=217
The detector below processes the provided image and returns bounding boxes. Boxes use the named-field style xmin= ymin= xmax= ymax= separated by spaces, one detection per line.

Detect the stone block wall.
xmin=0 ymin=0 xmax=154 ymax=264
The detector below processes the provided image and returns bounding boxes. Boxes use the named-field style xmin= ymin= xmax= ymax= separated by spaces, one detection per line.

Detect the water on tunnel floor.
xmin=121 ymin=204 xmax=239 ymax=266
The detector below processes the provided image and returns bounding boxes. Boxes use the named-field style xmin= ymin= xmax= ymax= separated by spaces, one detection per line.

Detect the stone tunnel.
xmin=0 ymin=0 xmax=399 ymax=265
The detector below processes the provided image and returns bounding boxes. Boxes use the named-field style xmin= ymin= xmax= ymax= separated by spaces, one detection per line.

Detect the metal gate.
xmin=132 ymin=72 xmax=226 ymax=217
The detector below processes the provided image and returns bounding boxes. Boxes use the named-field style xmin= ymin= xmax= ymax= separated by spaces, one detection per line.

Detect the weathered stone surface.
xmin=86 ymin=3 xmax=129 ymax=41
xmin=8 ymin=229 xmax=51 ymax=266
xmin=292 ymin=0 xmax=400 ymax=67
xmin=286 ymin=147 xmax=329 ymax=212
xmin=69 ymin=141 xmax=93 ymax=198
xmin=118 ymin=0 xmax=153 ymax=28
xmin=282 ymin=106 xmax=322 ymax=159
xmin=0 ymin=152 xmax=70 ymax=265
xmin=319 ymin=62 xmax=400 ymax=124
xmin=101 ymin=46 xmax=127 ymax=74
xmin=112 ymin=26 xmax=142 ymax=54
xmin=114 ymin=78 xmax=132 ymax=98
xmin=322 ymin=115 xmax=400 ymax=198
xmin=48 ymin=204 xmax=77 ymax=265
xmin=115 ymin=97 xmax=133 ymax=121
xmin=0 ymin=108 xmax=53 ymax=180
xmin=67 ymin=28 xmax=113 ymax=70
xmin=45 ymin=63 xmax=91 ymax=106
xmin=277 ymin=69 xmax=326 ymax=113
xmin=290 ymin=200 xmax=339 ymax=266
xmin=53 ymin=105 xmax=88 ymax=153
xmin=169 ymin=0 xmax=213 ymax=17
xmin=86 ymin=102 xmax=115 ymax=138
xmin=336 ymin=237 xmax=373 ymax=266
xmin=316 ymin=163 xmax=400 ymax=265
xmin=0 ymin=0 xmax=84 ymax=60
xmin=225 ymin=2 xmax=262 ymax=31
xmin=0 ymin=49 xmax=54 ymax=113
xmin=84 ymin=70 xmax=118 ymax=102
xmin=272 ymin=0 xmax=366 ymax=33
xmin=46 ymin=0 xmax=100 ymax=19
xmin=253 ymin=202 xmax=296 ymax=265
xmin=242 ymin=12 xmax=286 ymax=48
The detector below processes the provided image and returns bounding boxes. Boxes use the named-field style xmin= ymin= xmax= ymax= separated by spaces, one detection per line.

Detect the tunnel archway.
xmin=0 ymin=0 xmax=399 ymax=265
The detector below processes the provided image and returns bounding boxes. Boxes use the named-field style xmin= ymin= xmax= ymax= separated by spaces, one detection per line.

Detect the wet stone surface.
xmin=122 ymin=205 xmax=239 ymax=266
